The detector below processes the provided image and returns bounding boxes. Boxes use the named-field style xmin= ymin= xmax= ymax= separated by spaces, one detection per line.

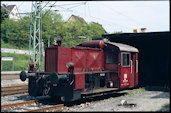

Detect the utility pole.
xmin=28 ymin=1 xmax=43 ymax=72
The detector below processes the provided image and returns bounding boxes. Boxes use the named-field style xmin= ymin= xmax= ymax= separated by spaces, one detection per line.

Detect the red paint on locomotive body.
xmin=119 ymin=51 xmax=139 ymax=88
xmin=74 ymin=74 xmax=85 ymax=90
xmin=71 ymin=47 xmax=104 ymax=72
xmin=72 ymin=48 xmax=103 ymax=72
xmin=82 ymin=40 xmax=105 ymax=48
xmin=120 ymin=52 xmax=131 ymax=88
xmin=129 ymin=53 xmax=136 ymax=87
xmin=46 ymin=46 xmax=105 ymax=73
xmin=86 ymin=49 xmax=104 ymax=72
xmin=57 ymin=47 xmax=71 ymax=73
xmin=135 ymin=53 xmax=139 ymax=86
xmin=71 ymin=48 xmax=87 ymax=72
xmin=70 ymin=47 xmax=104 ymax=91
xmin=45 ymin=47 xmax=58 ymax=72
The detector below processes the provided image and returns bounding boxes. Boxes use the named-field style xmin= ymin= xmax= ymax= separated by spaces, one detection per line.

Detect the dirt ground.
xmin=62 ymin=86 xmax=170 ymax=112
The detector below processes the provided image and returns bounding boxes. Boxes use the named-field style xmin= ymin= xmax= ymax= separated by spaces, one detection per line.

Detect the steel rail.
xmin=1 ymin=85 xmax=28 ymax=96
xmin=26 ymin=104 xmax=64 ymax=112
xmin=2 ymin=85 xmax=28 ymax=91
xmin=1 ymin=100 xmax=38 ymax=110
xmin=1 ymin=100 xmax=64 ymax=112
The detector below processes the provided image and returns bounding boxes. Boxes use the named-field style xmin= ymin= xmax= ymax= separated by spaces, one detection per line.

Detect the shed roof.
xmin=2 ymin=5 xmax=16 ymax=12
xmin=105 ymin=40 xmax=139 ymax=52
xmin=6 ymin=5 xmax=15 ymax=11
xmin=71 ymin=15 xmax=84 ymax=21
xmin=67 ymin=14 xmax=86 ymax=22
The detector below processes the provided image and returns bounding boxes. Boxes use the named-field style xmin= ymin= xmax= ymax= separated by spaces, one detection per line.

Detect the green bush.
xmin=1 ymin=39 xmax=28 ymax=50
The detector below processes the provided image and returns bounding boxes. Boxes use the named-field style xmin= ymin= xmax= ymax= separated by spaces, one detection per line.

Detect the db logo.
xmin=123 ymin=74 xmax=128 ymax=82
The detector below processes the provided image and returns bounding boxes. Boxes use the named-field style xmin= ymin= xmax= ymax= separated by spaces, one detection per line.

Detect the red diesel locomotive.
xmin=20 ymin=38 xmax=139 ymax=102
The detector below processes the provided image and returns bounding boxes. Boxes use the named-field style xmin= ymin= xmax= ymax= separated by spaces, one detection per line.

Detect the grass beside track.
xmin=1 ymin=53 xmax=29 ymax=71
xmin=124 ymin=86 xmax=170 ymax=97
xmin=1 ymin=53 xmax=44 ymax=71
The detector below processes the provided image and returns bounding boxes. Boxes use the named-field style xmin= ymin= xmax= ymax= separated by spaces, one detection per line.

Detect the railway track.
xmin=1 ymin=85 xmax=28 ymax=96
xmin=1 ymin=99 xmax=64 ymax=112
xmin=1 ymin=71 xmax=21 ymax=80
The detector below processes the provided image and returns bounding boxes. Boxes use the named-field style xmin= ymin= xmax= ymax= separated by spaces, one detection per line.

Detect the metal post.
xmin=28 ymin=2 xmax=33 ymax=65
xmin=12 ymin=60 xmax=14 ymax=71
xmin=33 ymin=2 xmax=37 ymax=64
xmin=1 ymin=61 xmax=3 ymax=71
xmin=38 ymin=1 xmax=42 ymax=71
xmin=29 ymin=1 xmax=42 ymax=72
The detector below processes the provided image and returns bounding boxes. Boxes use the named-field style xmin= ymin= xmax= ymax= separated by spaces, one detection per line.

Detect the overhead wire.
xmin=51 ymin=2 xmax=86 ymax=7
xmin=87 ymin=2 xmax=91 ymax=19
xmin=40 ymin=1 xmax=50 ymax=11
xmin=13 ymin=1 xmax=134 ymax=32
xmin=10 ymin=2 xmax=33 ymax=24
xmin=92 ymin=2 xmax=138 ymax=31
xmin=49 ymin=1 xmax=128 ymax=30
xmin=102 ymin=3 xmax=148 ymax=28
xmin=84 ymin=2 xmax=86 ymax=17
xmin=83 ymin=2 xmax=133 ymax=31
xmin=42 ymin=1 xmax=57 ymax=18
xmin=52 ymin=4 xmax=133 ymax=31
xmin=66 ymin=3 xmax=85 ymax=10
xmin=45 ymin=1 xmax=135 ymax=32
xmin=77 ymin=5 xmax=133 ymax=30
xmin=17 ymin=2 xmax=24 ymax=9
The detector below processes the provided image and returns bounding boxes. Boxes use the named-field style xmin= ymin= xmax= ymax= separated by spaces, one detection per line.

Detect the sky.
xmin=1 ymin=1 xmax=170 ymax=33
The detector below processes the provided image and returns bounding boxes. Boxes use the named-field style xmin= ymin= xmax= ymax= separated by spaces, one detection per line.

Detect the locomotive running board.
xmin=81 ymin=88 xmax=119 ymax=96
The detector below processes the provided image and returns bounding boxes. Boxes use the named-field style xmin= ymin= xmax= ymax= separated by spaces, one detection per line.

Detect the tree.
xmin=1 ymin=18 xmax=17 ymax=43
xmin=17 ymin=16 xmax=30 ymax=48
xmin=1 ymin=9 xmax=107 ymax=49
xmin=88 ymin=22 xmax=106 ymax=39
xmin=41 ymin=10 xmax=65 ymax=48
xmin=1 ymin=16 xmax=30 ymax=48
xmin=63 ymin=20 xmax=90 ymax=47
xmin=1 ymin=8 xmax=9 ymax=23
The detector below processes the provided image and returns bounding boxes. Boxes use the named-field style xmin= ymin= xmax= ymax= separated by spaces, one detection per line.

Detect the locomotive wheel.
xmin=28 ymin=77 xmax=37 ymax=96
xmin=43 ymin=86 xmax=50 ymax=96
xmin=43 ymin=79 xmax=51 ymax=96
xmin=20 ymin=71 xmax=27 ymax=81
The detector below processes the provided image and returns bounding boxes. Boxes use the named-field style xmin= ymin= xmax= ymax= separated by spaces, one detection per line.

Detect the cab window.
xmin=106 ymin=49 xmax=118 ymax=64
xmin=122 ymin=52 xmax=130 ymax=67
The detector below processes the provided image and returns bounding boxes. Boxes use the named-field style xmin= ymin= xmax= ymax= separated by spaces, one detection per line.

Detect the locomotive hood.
xmin=80 ymin=39 xmax=139 ymax=53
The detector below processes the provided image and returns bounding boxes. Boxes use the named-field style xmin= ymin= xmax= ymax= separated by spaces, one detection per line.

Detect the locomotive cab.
xmin=104 ymin=41 xmax=139 ymax=88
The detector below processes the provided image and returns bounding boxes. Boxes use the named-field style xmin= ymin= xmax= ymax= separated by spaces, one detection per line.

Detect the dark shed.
xmin=102 ymin=31 xmax=170 ymax=87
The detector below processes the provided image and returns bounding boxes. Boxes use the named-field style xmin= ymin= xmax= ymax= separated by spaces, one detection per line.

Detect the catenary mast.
xmin=28 ymin=1 xmax=43 ymax=71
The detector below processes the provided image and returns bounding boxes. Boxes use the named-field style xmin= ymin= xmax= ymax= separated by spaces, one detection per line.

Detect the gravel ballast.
xmin=62 ymin=88 xmax=170 ymax=112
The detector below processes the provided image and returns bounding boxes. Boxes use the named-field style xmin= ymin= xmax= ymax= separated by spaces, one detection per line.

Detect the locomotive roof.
xmin=105 ymin=41 xmax=139 ymax=52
